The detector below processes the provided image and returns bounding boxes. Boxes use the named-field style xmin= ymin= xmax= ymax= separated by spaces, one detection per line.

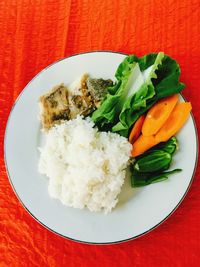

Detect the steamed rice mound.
xmin=39 ymin=116 xmax=131 ymax=213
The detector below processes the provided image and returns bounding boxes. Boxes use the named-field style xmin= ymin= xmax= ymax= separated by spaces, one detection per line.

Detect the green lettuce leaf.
xmin=112 ymin=53 xmax=185 ymax=136
xmin=92 ymin=56 xmax=138 ymax=128
xmin=92 ymin=52 xmax=185 ymax=136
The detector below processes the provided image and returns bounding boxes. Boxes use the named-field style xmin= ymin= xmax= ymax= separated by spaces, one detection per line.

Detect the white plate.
xmin=4 ymin=51 xmax=198 ymax=244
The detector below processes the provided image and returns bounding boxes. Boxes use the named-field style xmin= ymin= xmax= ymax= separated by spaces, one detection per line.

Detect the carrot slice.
xmin=155 ymin=102 xmax=192 ymax=142
xmin=142 ymin=94 xmax=179 ymax=136
xmin=129 ymin=115 xmax=146 ymax=144
xmin=131 ymin=102 xmax=192 ymax=157
xmin=131 ymin=135 xmax=158 ymax=157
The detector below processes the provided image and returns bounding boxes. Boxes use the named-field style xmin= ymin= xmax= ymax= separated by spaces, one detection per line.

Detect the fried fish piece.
xmin=39 ymin=74 xmax=113 ymax=130
xmin=68 ymin=74 xmax=96 ymax=118
xmin=39 ymin=83 xmax=70 ymax=130
xmin=86 ymin=78 xmax=113 ymax=107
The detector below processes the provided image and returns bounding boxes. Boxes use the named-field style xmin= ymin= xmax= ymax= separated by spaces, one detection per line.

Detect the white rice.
xmin=38 ymin=116 xmax=131 ymax=213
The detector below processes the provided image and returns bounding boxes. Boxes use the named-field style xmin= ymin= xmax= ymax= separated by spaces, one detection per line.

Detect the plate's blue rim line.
xmin=4 ymin=50 xmax=199 ymax=245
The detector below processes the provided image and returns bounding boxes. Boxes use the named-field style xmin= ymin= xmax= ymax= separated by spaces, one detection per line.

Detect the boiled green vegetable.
xmin=134 ymin=150 xmax=172 ymax=173
xmin=131 ymin=169 xmax=182 ymax=187
xmin=150 ymin=136 xmax=178 ymax=154
xmin=131 ymin=136 xmax=182 ymax=187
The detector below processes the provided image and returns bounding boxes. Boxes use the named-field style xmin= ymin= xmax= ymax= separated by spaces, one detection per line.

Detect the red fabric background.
xmin=0 ymin=0 xmax=200 ymax=266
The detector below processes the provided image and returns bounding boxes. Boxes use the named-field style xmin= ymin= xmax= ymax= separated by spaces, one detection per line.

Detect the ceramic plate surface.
xmin=4 ymin=51 xmax=198 ymax=244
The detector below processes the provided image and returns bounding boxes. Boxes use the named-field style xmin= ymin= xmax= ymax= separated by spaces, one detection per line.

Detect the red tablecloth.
xmin=0 ymin=1 xmax=200 ymax=266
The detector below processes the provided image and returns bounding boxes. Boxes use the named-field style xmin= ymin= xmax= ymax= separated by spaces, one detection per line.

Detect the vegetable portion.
xmin=131 ymin=137 xmax=182 ymax=187
xmin=111 ymin=53 xmax=185 ymax=137
xmin=134 ymin=150 xmax=172 ymax=173
xmin=129 ymin=114 xmax=145 ymax=144
xmin=149 ymin=136 xmax=178 ymax=154
xmin=142 ymin=94 xmax=178 ymax=136
xmin=92 ymin=56 xmax=139 ymax=129
xmin=155 ymin=102 xmax=192 ymax=142
xmin=132 ymin=101 xmax=191 ymax=157
xmin=131 ymin=169 xmax=182 ymax=187
xmin=131 ymin=135 xmax=157 ymax=157
xmin=90 ymin=52 xmax=192 ymax=188
xmin=92 ymin=53 xmax=185 ymax=136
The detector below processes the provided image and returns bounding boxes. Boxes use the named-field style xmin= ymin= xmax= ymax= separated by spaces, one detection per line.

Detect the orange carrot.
xmin=131 ymin=102 xmax=192 ymax=157
xmin=142 ymin=94 xmax=178 ymax=136
xmin=155 ymin=102 xmax=192 ymax=142
xmin=129 ymin=114 xmax=146 ymax=144
xmin=131 ymin=135 xmax=158 ymax=157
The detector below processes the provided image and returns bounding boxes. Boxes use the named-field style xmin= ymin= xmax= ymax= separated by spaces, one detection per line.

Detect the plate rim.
xmin=4 ymin=50 xmax=199 ymax=245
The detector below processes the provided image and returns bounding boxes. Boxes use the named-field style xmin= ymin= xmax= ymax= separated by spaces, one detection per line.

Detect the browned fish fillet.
xmin=39 ymin=74 xmax=113 ymax=130
xmin=86 ymin=77 xmax=113 ymax=108
xmin=69 ymin=74 xmax=96 ymax=118
xmin=39 ymin=83 xmax=70 ymax=130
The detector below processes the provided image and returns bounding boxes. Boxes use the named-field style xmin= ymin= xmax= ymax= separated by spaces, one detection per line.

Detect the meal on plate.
xmin=38 ymin=52 xmax=192 ymax=213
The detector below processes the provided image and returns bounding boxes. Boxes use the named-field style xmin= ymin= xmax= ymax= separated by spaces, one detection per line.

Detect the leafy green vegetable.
xmin=131 ymin=169 xmax=182 ymax=187
xmin=112 ymin=53 xmax=185 ymax=137
xmin=92 ymin=56 xmax=138 ymax=129
xmin=92 ymin=52 xmax=184 ymax=136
